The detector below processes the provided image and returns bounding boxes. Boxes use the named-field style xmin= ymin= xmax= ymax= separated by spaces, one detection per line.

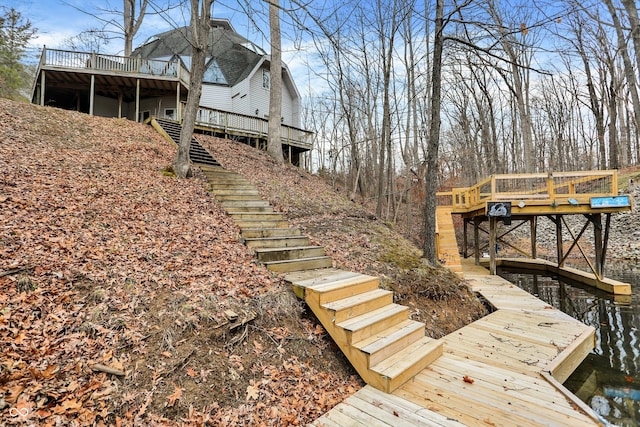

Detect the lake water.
xmin=499 ymin=262 xmax=640 ymax=427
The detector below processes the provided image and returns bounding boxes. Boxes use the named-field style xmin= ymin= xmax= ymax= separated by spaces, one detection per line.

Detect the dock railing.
xmin=438 ymin=170 xmax=619 ymax=212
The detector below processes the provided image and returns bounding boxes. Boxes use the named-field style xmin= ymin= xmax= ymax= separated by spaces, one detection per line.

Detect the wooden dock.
xmin=438 ymin=170 xmax=633 ymax=293
xmin=312 ymin=259 xmax=601 ymax=426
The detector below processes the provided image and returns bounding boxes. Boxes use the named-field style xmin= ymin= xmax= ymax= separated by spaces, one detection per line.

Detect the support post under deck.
xmin=592 ymin=213 xmax=603 ymax=278
xmin=489 ymin=216 xmax=497 ymax=275
xmin=463 ymin=219 xmax=468 ymax=258
xmin=556 ymin=215 xmax=564 ymax=267
xmin=474 ymin=217 xmax=481 ymax=265
xmin=530 ymin=217 xmax=537 ymax=258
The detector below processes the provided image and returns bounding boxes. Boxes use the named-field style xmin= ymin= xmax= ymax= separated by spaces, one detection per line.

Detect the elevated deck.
xmin=436 ymin=170 xmax=633 ymax=292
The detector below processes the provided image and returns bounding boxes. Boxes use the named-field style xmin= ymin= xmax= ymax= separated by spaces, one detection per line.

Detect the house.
xmin=31 ymin=18 xmax=312 ymax=166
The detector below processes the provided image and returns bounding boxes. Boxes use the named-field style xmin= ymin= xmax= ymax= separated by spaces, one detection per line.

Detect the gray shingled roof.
xmin=132 ymin=20 xmax=264 ymax=86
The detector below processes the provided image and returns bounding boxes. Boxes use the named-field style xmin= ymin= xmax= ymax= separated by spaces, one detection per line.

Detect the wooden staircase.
xmin=150 ymin=118 xmax=221 ymax=167
xmin=436 ymin=206 xmax=463 ymax=274
xmin=200 ymin=165 xmax=333 ymax=272
xmin=197 ymin=162 xmax=444 ymax=394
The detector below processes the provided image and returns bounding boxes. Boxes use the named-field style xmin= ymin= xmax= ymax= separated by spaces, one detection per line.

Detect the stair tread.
xmin=289 ymin=270 xmax=361 ymax=287
xmin=245 ymin=236 xmax=307 ymax=242
xmin=264 ymin=256 xmax=333 ymax=265
xmin=337 ymin=304 xmax=407 ymax=332
xmin=284 ymin=268 xmax=347 ymax=284
xmin=371 ymin=337 xmax=442 ymax=378
xmin=322 ymin=289 xmax=392 ymax=312
xmin=254 ymin=245 xmax=324 ymax=253
xmin=354 ymin=319 xmax=424 ymax=354
xmin=309 ymin=274 xmax=379 ymax=293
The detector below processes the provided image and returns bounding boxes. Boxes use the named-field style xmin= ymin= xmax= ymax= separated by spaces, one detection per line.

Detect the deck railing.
xmin=187 ymin=104 xmax=313 ymax=149
xmin=39 ymin=48 xmax=190 ymax=86
xmin=438 ymin=170 xmax=619 ymax=210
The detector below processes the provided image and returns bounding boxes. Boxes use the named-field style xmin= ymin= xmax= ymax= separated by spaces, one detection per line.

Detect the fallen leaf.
xmin=167 ymin=383 xmax=183 ymax=407
xmin=246 ymin=383 xmax=259 ymax=401
xmin=186 ymin=367 xmax=198 ymax=377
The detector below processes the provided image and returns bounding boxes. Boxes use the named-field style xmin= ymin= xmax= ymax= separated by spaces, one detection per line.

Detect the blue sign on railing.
xmin=590 ymin=196 xmax=631 ymax=208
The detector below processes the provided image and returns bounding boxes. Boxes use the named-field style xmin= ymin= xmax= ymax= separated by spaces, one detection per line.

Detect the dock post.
xmin=592 ymin=213 xmax=603 ymax=278
xmin=530 ymin=217 xmax=537 ymax=258
xmin=489 ymin=216 xmax=497 ymax=274
xmin=555 ymin=215 xmax=564 ymax=267
xmin=474 ymin=217 xmax=481 ymax=265
xmin=463 ymin=219 xmax=468 ymax=258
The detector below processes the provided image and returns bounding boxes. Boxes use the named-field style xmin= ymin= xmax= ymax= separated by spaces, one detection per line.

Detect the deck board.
xmin=311 ymin=260 xmax=600 ymax=426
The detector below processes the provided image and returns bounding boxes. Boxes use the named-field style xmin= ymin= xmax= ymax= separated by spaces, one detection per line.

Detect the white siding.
xmin=200 ymin=84 xmax=232 ymax=111
xmin=231 ymin=80 xmax=251 ymax=116
xmin=249 ymin=67 xmax=271 ymax=120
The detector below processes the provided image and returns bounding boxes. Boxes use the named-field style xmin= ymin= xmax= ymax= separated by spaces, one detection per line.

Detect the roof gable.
xmin=132 ymin=20 xmax=264 ymax=86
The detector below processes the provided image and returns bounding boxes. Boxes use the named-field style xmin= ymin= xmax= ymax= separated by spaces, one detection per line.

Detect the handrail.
xmin=40 ymin=47 xmax=180 ymax=79
xmin=184 ymin=103 xmax=313 ymax=149
xmin=439 ymin=170 xmax=619 ymax=210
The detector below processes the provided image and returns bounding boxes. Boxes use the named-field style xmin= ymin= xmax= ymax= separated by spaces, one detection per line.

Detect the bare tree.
xmin=123 ymin=0 xmax=148 ymax=56
xmin=423 ymin=0 xmax=444 ymax=264
xmin=172 ymin=0 xmax=214 ymax=178
xmin=267 ymin=0 xmax=285 ymax=164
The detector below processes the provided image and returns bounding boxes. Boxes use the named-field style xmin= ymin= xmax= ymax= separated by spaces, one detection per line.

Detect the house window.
xmin=262 ymin=69 xmax=270 ymax=90
xmin=165 ymin=108 xmax=175 ymax=120
xmin=203 ymin=59 xmax=227 ymax=84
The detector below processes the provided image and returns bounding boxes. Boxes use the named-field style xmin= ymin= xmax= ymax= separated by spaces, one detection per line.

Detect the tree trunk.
xmin=267 ymin=0 xmax=285 ymax=164
xmin=172 ymin=0 xmax=213 ymax=178
xmin=603 ymin=0 xmax=640 ymax=157
xmin=423 ymin=0 xmax=443 ymax=264
xmin=123 ymin=0 xmax=147 ymax=56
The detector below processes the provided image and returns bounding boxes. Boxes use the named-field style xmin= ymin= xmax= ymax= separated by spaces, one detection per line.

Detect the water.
xmin=499 ymin=263 xmax=640 ymax=426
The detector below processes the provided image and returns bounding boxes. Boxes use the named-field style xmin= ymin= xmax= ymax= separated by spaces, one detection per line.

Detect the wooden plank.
xmin=544 ymin=326 xmax=596 ymax=383
xmin=426 ymin=358 xmax=588 ymax=418
xmin=338 ymin=304 xmax=408 ymax=344
xmin=355 ymin=386 xmax=466 ymax=426
xmin=404 ymin=370 xmax=595 ymax=427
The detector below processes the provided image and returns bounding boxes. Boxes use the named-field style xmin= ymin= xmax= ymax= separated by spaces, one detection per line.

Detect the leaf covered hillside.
xmin=1 ymin=98 xmax=484 ymax=426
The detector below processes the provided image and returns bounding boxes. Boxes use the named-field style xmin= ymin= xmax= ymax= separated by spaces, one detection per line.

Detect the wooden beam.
xmin=473 ymin=217 xmax=481 ymax=265
xmin=530 ymin=217 xmax=537 ymax=258
xmin=555 ymin=215 xmax=564 ymax=267
xmin=592 ymin=213 xmax=603 ymax=278
xmin=40 ymin=70 xmax=45 ymax=106
xmin=489 ymin=216 xmax=497 ymax=275
xmin=135 ymin=79 xmax=140 ymax=122
xmin=463 ymin=218 xmax=468 ymax=258
xmin=89 ymin=74 xmax=95 ymax=116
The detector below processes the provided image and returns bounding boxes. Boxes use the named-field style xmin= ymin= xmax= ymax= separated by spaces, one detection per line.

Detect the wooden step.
xmin=288 ymin=269 xmax=362 ymax=288
xmin=214 ymin=194 xmax=264 ymax=202
xmin=210 ymin=183 xmax=256 ymax=190
xmin=235 ymin=220 xmax=289 ymax=229
xmin=305 ymin=274 xmax=380 ymax=305
xmin=241 ymin=228 xmax=302 ymax=239
xmin=244 ymin=236 xmax=310 ymax=249
xmin=223 ymin=205 xmax=274 ymax=213
xmin=322 ymin=289 xmax=394 ymax=324
xmin=221 ymin=200 xmax=270 ymax=208
xmin=337 ymin=304 xmax=408 ymax=345
xmin=354 ymin=319 xmax=425 ymax=367
xmin=370 ymin=336 xmax=443 ymax=393
xmin=263 ymin=256 xmax=333 ymax=272
xmin=210 ymin=188 xmax=260 ymax=196
xmin=255 ymin=246 xmax=325 ymax=262
xmin=229 ymin=212 xmax=283 ymax=221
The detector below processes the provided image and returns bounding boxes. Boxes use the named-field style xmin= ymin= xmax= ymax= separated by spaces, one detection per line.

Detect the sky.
xmin=3 ymin=0 xmax=319 ymax=97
